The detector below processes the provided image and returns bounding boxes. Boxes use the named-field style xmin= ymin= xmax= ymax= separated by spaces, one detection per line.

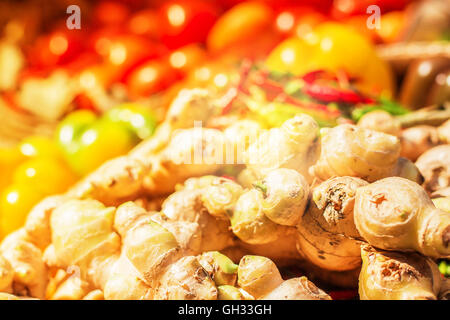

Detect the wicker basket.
xmin=0 ymin=97 xmax=55 ymax=147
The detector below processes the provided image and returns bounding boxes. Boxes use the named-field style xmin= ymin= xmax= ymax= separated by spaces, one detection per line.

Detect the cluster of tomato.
xmin=0 ymin=137 xmax=76 ymax=238
xmin=15 ymin=0 xmax=413 ymax=110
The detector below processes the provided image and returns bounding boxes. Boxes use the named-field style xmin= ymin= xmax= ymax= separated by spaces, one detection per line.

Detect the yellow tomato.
xmin=376 ymin=11 xmax=405 ymax=44
xmin=13 ymin=157 xmax=78 ymax=196
xmin=311 ymin=23 xmax=394 ymax=95
xmin=65 ymin=121 xmax=136 ymax=176
xmin=265 ymin=37 xmax=316 ymax=75
xmin=266 ymin=23 xmax=395 ymax=97
xmin=0 ymin=146 xmax=25 ymax=192
xmin=19 ymin=136 xmax=63 ymax=159
xmin=207 ymin=1 xmax=273 ymax=53
xmin=0 ymin=183 xmax=44 ymax=236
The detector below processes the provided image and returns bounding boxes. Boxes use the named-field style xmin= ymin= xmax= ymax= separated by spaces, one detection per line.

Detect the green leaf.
xmin=351 ymin=98 xmax=409 ymax=122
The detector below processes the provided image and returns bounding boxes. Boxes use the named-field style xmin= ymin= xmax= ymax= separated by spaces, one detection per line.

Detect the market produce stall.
xmin=0 ymin=0 xmax=449 ymax=300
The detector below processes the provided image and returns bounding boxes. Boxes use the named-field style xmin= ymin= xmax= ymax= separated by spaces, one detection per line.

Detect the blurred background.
xmin=0 ymin=0 xmax=448 ymax=244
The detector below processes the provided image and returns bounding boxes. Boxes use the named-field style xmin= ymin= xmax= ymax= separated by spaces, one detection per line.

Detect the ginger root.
xmin=217 ymin=285 xmax=253 ymax=300
xmin=0 ymin=255 xmax=13 ymax=293
xmin=69 ymin=126 xmax=227 ymax=205
xmin=432 ymin=187 xmax=450 ymax=199
xmin=357 ymin=110 xmax=401 ymax=136
xmin=359 ymin=245 xmax=443 ymax=300
xmin=254 ymin=168 xmax=309 ymax=226
xmin=231 ymin=190 xmax=288 ymax=245
xmin=400 ymin=125 xmax=441 ymax=161
xmin=0 ymin=230 xmax=48 ymax=299
xmin=392 ymin=157 xmax=424 ymax=184
xmin=439 ymin=278 xmax=450 ymax=300
xmin=198 ymin=251 xmax=238 ymax=287
xmin=438 ymin=119 xmax=450 ymax=144
xmin=23 ymin=195 xmax=68 ymax=251
xmin=262 ymin=277 xmax=332 ymax=300
xmin=311 ymin=124 xmax=401 ymax=182
xmin=415 ymin=145 xmax=450 ymax=194
xmin=158 ymin=187 xmax=236 ymax=253
xmin=433 ymin=197 xmax=450 ymax=213
xmin=46 ymin=197 xmax=328 ymax=300
xmin=48 ymin=199 xmax=243 ymax=300
xmin=67 ymin=88 xmax=220 ymax=205
xmin=237 ymin=255 xmax=331 ymax=300
xmin=237 ymin=230 xmax=303 ymax=266
xmin=244 ymin=114 xmax=320 ymax=183
xmin=296 ymin=177 xmax=368 ymax=271
xmin=230 ymin=169 xmax=309 ymax=245
xmin=177 ymin=169 xmax=308 ymax=248
xmin=354 ymin=177 xmax=450 ymax=258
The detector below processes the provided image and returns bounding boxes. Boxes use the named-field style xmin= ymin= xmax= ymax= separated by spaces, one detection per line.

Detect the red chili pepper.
xmin=301 ymin=69 xmax=374 ymax=105
xmin=304 ymin=83 xmax=375 ymax=104
xmin=252 ymin=75 xmax=285 ymax=101
xmin=221 ymin=175 xmax=236 ymax=182
xmin=301 ymin=70 xmax=328 ymax=84
xmin=220 ymin=87 xmax=239 ymax=115
xmin=250 ymin=71 xmax=341 ymax=118
xmin=221 ymin=59 xmax=253 ymax=115
xmin=237 ymin=58 xmax=253 ymax=93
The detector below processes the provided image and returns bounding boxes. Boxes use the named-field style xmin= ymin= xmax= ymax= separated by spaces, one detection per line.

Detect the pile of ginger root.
xmin=1 ymin=89 xmax=450 ymax=300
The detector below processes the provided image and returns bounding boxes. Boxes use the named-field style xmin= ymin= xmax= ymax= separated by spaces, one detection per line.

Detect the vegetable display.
xmin=1 ymin=86 xmax=449 ymax=300
xmin=0 ymin=0 xmax=449 ymax=301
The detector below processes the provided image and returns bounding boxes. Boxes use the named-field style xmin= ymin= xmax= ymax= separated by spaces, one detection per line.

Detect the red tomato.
xmin=78 ymin=63 xmax=116 ymax=89
xmin=344 ymin=15 xmax=379 ymax=42
xmin=128 ymin=9 xmax=161 ymax=40
xmin=341 ymin=10 xmax=406 ymax=44
xmin=93 ymin=1 xmax=130 ymax=26
xmin=167 ymin=44 xmax=207 ymax=76
xmin=274 ymin=6 xmax=326 ymax=37
xmin=27 ymin=30 xmax=84 ymax=68
xmin=332 ymin=0 xmax=412 ymax=18
xmin=207 ymin=1 xmax=274 ymax=53
xmin=215 ymin=0 xmax=331 ymax=11
xmin=266 ymin=0 xmax=332 ymax=12
xmin=125 ymin=59 xmax=179 ymax=99
xmin=91 ymin=32 xmax=168 ymax=82
xmin=159 ymin=0 xmax=220 ymax=49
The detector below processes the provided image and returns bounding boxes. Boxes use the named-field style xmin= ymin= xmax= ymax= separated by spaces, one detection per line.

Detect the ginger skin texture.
xmin=359 ymin=245 xmax=443 ymax=300
xmin=311 ymin=124 xmax=401 ymax=182
xmin=354 ymin=177 xmax=450 ymax=258
xmin=296 ymin=177 xmax=368 ymax=271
